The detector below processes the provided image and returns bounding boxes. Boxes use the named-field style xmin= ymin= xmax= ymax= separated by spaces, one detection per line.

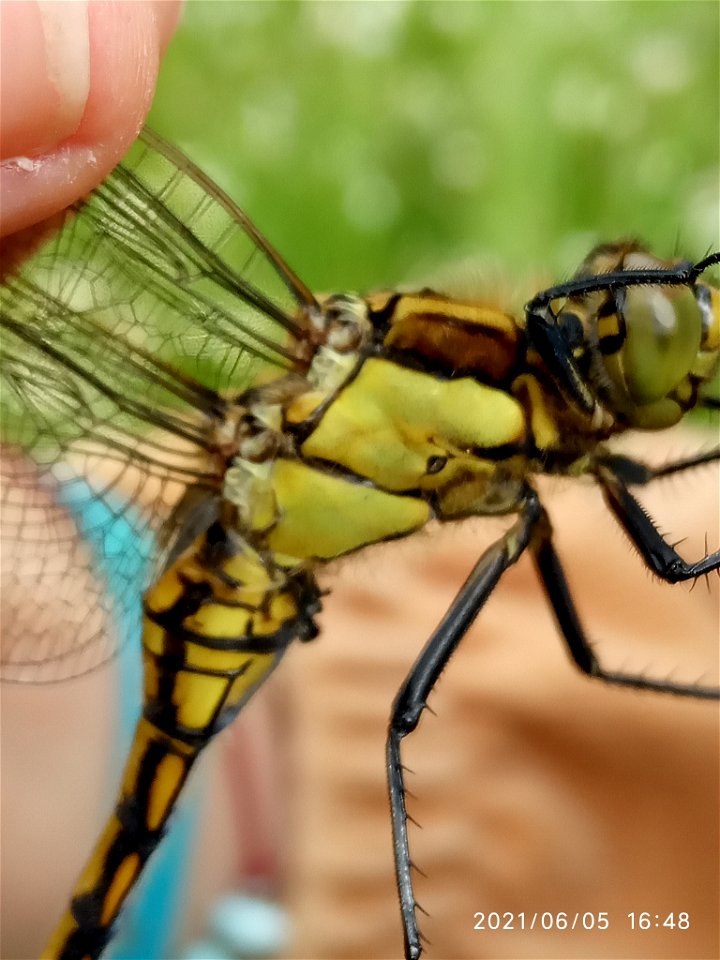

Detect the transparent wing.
xmin=0 ymin=130 xmax=315 ymax=681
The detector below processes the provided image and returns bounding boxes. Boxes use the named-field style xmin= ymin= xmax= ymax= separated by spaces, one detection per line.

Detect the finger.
xmin=0 ymin=0 xmax=182 ymax=237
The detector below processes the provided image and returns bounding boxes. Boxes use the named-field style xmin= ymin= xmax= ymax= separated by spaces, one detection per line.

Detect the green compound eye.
xmin=621 ymin=285 xmax=703 ymax=404
xmin=601 ymin=284 xmax=704 ymax=427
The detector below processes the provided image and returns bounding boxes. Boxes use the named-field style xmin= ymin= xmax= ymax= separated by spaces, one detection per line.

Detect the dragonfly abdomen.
xmin=42 ymin=717 xmax=199 ymax=960
xmin=43 ymin=521 xmax=318 ymax=960
xmin=142 ymin=522 xmax=309 ymax=737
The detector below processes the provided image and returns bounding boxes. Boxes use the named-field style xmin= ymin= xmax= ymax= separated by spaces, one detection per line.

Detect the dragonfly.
xmin=1 ymin=129 xmax=719 ymax=960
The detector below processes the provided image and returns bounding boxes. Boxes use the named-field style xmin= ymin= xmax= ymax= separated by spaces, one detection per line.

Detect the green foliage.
xmin=149 ymin=0 xmax=719 ymax=293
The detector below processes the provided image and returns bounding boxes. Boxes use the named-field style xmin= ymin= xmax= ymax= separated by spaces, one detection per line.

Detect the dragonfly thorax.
xmin=295 ymin=292 xmax=373 ymax=395
xmin=223 ymin=456 xmax=278 ymax=533
xmin=308 ymin=293 xmax=372 ymax=351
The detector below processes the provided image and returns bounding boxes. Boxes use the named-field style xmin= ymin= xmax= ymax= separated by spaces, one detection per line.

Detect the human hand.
xmin=0 ymin=0 xmax=181 ymax=236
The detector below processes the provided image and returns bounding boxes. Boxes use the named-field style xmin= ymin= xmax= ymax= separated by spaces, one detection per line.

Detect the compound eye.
xmin=620 ymin=285 xmax=703 ymax=403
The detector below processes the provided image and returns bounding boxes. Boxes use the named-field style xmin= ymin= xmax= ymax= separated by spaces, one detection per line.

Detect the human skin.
xmin=0 ymin=0 xmax=181 ymax=236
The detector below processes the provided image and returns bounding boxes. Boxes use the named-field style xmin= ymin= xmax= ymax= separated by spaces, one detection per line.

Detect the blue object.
xmin=210 ymin=895 xmax=289 ymax=958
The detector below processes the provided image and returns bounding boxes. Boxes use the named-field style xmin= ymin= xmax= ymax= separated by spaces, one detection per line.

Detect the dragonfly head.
xmin=555 ymin=245 xmax=720 ymax=429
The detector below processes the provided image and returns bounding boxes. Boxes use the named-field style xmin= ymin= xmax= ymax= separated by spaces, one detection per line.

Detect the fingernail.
xmin=38 ymin=0 xmax=91 ymax=137
xmin=1 ymin=0 xmax=90 ymax=158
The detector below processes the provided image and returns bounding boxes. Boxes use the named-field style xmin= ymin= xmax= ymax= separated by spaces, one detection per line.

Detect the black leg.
xmin=593 ymin=455 xmax=720 ymax=582
xmin=527 ymin=251 xmax=719 ymax=316
xmin=598 ymin=448 xmax=720 ymax=484
xmin=531 ymin=505 xmax=719 ymax=699
xmin=386 ymin=493 xmax=542 ymax=960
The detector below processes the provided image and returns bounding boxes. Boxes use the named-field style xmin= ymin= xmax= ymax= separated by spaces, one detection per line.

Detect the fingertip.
xmin=0 ymin=0 xmax=182 ymax=237
xmin=154 ymin=0 xmax=184 ymax=55
xmin=0 ymin=0 xmax=90 ymax=160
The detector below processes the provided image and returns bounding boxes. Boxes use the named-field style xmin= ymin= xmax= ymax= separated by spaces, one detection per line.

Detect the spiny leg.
xmin=386 ymin=493 xmax=542 ymax=960
xmin=530 ymin=504 xmax=719 ymax=699
xmin=598 ymin=447 xmax=719 ymax=484
xmin=593 ymin=453 xmax=720 ymax=582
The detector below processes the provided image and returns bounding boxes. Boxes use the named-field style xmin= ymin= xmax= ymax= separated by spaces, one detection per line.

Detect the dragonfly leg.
xmin=597 ymin=447 xmax=720 ymax=484
xmin=531 ymin=506 xmax=720 ymax=699
xmin=593 ymin=453 xmax=720 ymax=582
xmin=386 ymin=492 xmax=542 ymax=960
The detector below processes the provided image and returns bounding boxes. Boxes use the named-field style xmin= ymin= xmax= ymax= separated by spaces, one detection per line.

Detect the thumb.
xmin=0 ymin=0 xmax=182 ymax=236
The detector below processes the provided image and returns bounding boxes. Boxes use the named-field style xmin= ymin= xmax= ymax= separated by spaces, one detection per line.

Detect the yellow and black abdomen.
xmin=43 ymin=521 xmax=318 ymax=960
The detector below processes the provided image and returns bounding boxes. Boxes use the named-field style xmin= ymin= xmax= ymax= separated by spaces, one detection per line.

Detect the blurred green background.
xmin=149 ymin=0 xmax=719 ymax=297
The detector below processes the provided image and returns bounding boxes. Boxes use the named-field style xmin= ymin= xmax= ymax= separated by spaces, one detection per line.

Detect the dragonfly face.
xmin=545 ymin=243 xmax=720 ymax=430
xmin=1 ymin=130 xmax=718 ymax=960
